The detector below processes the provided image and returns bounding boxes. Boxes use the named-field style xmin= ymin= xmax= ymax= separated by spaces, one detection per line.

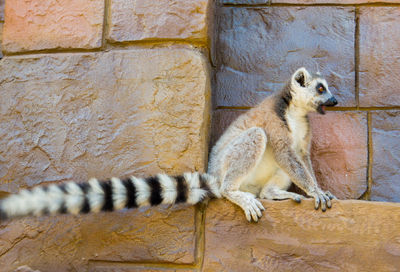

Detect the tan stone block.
xmin=0 ymin=48 xmax=210 ymax=192
xmin=0 ymin=48 xmax=210 ymax=270
xmin=91 ymin=264 xmax=196 ymax=272
xmin=204 ymin=199 xmax=400 ymax=272
xmin=0 ymin=206 xmax=196 ymax=272
xmin=216 ymin=6 xmax=355 ymax=108
xmin=3 ymin=0 xmax=104 ymax=53
xmin=371 ymin=111 xmax=400 ymax=202
xmin=309 ymin=112 xmax=368 ymax=199
xmin=210 ymin=110 xmax=367 ymax=199
xmin=359 ymin=7 xmax=400 ymax=107
xmin=108 ymin=0 xmax=209 ymax=43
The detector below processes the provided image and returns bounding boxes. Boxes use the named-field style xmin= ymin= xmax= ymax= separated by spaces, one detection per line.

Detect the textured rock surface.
xmin=108 ymin=0 xmax=209 ymax=43
xmin=210 ymin=110 xmax=367 ymax=199
xmin=0 ymin=49 xmax=210 ymax=193
xmin=359 ymin=7 xmax=400 ymax=107
xmin=215 ymin=7 xmax=355 ymax=108
xmin=371 ymin=111 xmax=400 ymax=202
xmin=309 ymin=112 xmax=368 ymax=199
xmin=221 ymin=0 xmax=269 ymax=4
xmin=204 ymin=199 xmax=400 ymax=272
xmin=0 ymin=206 xmax=196 ymax=272
xmin=91 ymin=265 xmax=195 ymax=272
xmin=3 ymin=0 xmax=104 ymax=53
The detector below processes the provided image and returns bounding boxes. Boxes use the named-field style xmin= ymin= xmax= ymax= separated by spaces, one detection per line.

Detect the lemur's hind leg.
xmin=219 ymin=127 xmax=267 ymax=222
xmin=260 ymin=169 xmax=305 ymax=203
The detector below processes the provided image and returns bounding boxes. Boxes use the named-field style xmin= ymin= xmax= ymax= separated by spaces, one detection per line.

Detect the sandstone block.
xmin=108 ymin=0 xmax=209 ymax=43
xmin=211 ymin=110 xmax=367 ymax=199
xmin=371 ymin=111 xmax=400 ymax=202
xmin=204 ymin=199 xmax=400 ymax=271
xmin=221 ymin=0 xmax=269 ymax=4
xmin=0 ymin=49 xmax=210 ymax=192
xmin=215 ymin=7 xmax=355 ymax=108
xmin=0 ymin=48 xmax=210 ymax=270
xmin=91 ymin=265 xmax=195 ymax=272
xmin=359 ymin=7 xmax=400 ymax=107
xmin=0 ymin=206 xmax=196 ymax=272
xmin=309 ymin=112 xmax=368 ymax=199
xmin=3 ymin=0 xmax=104 ymax=53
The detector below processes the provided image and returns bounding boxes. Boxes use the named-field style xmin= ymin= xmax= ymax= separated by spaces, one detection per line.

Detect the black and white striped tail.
xmin=0 ymin=172 xmax=221 ymax=221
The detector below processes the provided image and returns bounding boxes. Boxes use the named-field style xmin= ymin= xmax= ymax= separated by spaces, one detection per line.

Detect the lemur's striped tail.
xmin=0 ymin=172 xmax=221 ymax=221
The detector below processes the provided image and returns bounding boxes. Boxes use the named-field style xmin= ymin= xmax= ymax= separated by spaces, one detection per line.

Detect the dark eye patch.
xmin=316 ymin=83 xmax=326 ymax=94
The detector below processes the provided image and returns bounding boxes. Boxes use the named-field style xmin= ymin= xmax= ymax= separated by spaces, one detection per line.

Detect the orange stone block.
xmin=3 ymin=0 xmax=104 ymax=53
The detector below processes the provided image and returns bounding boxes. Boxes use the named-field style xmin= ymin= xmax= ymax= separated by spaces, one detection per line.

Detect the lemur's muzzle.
xmin=323 ymin=96 xmax=338 ymax=107
xmin=317 ymin=96 xmax=338 ymax=114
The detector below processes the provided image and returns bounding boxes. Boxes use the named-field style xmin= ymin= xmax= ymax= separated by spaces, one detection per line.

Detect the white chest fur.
xmin=286 ymin=108 xmax=309 ymax=152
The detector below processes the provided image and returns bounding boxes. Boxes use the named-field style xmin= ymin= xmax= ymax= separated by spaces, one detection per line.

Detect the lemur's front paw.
xmin=309 ymin=189 xmax=333 ymax=212
xmin=324 ymin=190 xmax=337 ymax=200
xmin=241 ymin=193 xmax=265 ymax=222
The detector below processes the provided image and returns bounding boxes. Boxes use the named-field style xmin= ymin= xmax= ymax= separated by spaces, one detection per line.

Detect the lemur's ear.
xmin=292 ymin=67 xmax=311 ymax=88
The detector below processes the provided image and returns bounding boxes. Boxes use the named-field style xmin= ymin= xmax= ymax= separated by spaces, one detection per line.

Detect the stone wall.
xmin=1 ymin=0 xmax=400 ymax=271
xmin=0 ymin=0 xmax=212 ymax=271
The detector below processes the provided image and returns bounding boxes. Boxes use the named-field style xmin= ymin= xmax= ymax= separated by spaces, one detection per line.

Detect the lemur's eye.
xmin=317 ymin=85 xmax=325 ymax=94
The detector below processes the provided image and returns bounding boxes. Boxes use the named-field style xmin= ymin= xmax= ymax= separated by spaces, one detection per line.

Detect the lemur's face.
xmin=290 ymin=67 xmax=338 ymax=114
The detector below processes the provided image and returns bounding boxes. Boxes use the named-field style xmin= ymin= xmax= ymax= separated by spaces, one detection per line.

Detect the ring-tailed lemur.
xmin=0 ymin=67 xmax=338 ymax=222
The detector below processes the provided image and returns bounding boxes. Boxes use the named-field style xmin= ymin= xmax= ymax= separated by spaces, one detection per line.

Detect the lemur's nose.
xmin=325 ymin=97 xmax=338 ymax=106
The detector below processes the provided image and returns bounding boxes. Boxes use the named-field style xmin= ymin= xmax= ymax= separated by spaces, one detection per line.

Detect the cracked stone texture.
xmin=371 ymin=111 xmax=400 ymax=202
xmin=92 ymin=266 xmax=195 ymax=272
xmin=221 ymin=0 xmax=269 ymax=4
xmin=215 ymin=7 xmax=355 ymax=108
xmin=0 ymin=206 xmax=196 ymax=272
xmin=108 ymin=0 xmax=209 ymax=43
xmin=204 ymin=199 xmax=400 ymax=272
xmin=0 ymin=48 xmax=210 ymax=271
xmin=211 ymin=110 xmax=367 ymax=199
xmin=359 ymin=7 xmax=400 ymax=107
xmin=3 ymin=0 xmax=104 ymax=53
xmin=0 ymin=48 xmax=210 ymax=192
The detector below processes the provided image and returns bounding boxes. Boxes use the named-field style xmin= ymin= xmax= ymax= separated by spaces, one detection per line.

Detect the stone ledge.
xmin=204 ymin=198 xmax=400 ymax=271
